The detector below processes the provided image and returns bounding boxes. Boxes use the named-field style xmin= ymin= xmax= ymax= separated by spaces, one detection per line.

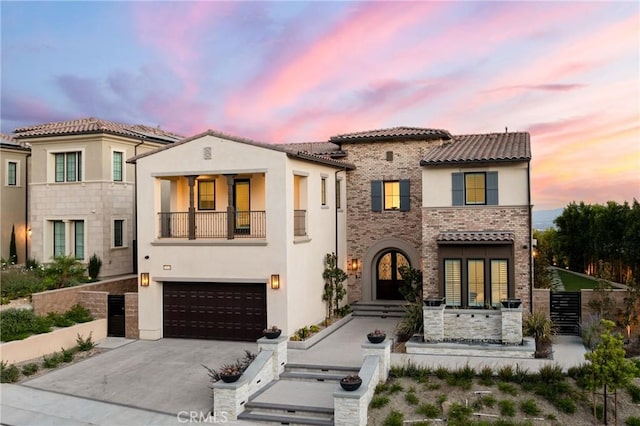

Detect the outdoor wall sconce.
xmin=140 ymin=272 xmax=150 ymax=287
xmin=270 ymin=274 xmax=280 ymax=289
xmin=349 ymin=258 xmax=361 ymax=278
xmin=27 ymin=227 xmax=32 ymax=237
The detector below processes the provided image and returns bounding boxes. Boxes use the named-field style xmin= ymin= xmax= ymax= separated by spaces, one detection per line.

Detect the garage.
xmin=163 ymin=282 xmax=266 ymax=341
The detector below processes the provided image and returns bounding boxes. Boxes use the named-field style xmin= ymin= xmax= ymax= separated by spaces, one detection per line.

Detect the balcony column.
xmin=225 ymin=175 xmax=236 ymax=240
xmin=187 ymin=175 xmax=198 ymax=240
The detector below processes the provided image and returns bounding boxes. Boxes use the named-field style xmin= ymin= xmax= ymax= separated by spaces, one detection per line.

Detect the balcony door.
xmin=234 ymin=179 xmax=250 ymax=234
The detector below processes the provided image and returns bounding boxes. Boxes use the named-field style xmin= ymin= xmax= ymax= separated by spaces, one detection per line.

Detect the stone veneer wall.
xmin=342 ymin=139 xmax=442 ymax=302
xmin=532 ymin=288 xmax=550 ymax=317
xmin=424 ymin=305 xmax=522 ymax=343
xmin=125 ymin=292 xmax=139 ymax=339
xmin=422 ymin=206 xmax=532 ymax=313
xmin=32 ymin=276 xmax=137 ymax=315
xmin=78 ymin=291 xmax=108 ymax=319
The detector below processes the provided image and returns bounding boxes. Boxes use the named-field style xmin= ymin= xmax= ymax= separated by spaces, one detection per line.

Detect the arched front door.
xmin=376 ymin=250 xmax=409 ymax=300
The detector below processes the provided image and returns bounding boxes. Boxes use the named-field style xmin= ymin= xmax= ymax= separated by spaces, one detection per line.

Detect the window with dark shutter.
xmin=399 ymin=179 xmax=410 ymax=211
xmin=486 ymin=172 xmax=498 ymax=205
xmin=452 ymin=173 xmax=464 ymax=206
xmin=371 ymin=180 xmax=382 ymax=212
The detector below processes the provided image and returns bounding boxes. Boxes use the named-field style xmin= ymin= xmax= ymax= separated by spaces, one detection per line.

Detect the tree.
xmin=533 ymin=229 xmax=552 ymax=288
xmin=584 ymin=319 xmax=639 ymax=425
xmin=397 ymin=265 xmax=422 ymax=303
xmin=87 ymin=254 xmax=102 ymax=280
xmin=9 ymin=225 xmax=17 ymax=265
xmin=321 ymin=253 xmax=347 ymax=320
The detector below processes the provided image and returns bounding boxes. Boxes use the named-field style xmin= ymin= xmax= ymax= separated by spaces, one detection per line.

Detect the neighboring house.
xmin=0 ymin=133 xmax=30 ymax=263
xmin=13 ymin=118 xmax=182 ymax=277
xmin=131 ymin=130 xmax=354 ymax=340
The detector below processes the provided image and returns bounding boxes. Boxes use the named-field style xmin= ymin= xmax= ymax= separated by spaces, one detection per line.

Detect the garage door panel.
xmin=163 ymin=282 xmax=266 ymax=341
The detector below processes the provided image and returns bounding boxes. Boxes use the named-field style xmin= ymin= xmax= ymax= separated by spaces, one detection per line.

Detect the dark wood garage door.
xmin=163 ymin=282 xmax=266 ymax=341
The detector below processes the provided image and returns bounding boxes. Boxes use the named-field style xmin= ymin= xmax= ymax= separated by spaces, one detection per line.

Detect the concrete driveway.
xmin=22 ymin=338 xmax=257 ymax=416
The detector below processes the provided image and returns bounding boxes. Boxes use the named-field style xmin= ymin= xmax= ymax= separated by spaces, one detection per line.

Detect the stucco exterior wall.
xmin=341 ymin=139 xmax=442 ymax=302
xmin=0 ymin=146 xmax=29 ymax=263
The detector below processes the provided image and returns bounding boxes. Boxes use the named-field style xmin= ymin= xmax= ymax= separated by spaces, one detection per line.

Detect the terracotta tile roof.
xmin=129 ymin=129 xmax=355 ymax=170
xmin=421 ymin=132 xmax=530 ymax=165
xmin=282 ymin=141 xmax=344 ymax=157
xmin=0 ymin=133 xmax=29 ymax=150
xmin=437 ymin=231 xmax=515 ymax=243
xmin=330 ymin=126 xmax=452 ymax=143
xmin=13 ymin=117 xmax=183 ymax=143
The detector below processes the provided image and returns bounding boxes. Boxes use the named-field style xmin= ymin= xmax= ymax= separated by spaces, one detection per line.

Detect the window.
xmin=7 ymin=161 xmax=17 ymax=186
xmin=321 ymin=177 xmax=327 ymax=206
xmin=467 ymin=260 xmax=485 ymax=307
xmin=198 ymin=180 xmax=215 ymax=210
xmin=371 ymin=180 xmax=410 ymax=212
xmin=53 ymin=221 xmax=65 ymax=257
xmin=55 ymin=152 xmax=82 ymax=182
xmin=113 ymin=151 xmax=123 ymax=182
xmin=444 ymin=259 xmax=462 ymax=307
xmin=114 ymin=220 xmax=124 ymax=247
xmin=491 ymin=260 xmax=508 ymax=306
xmin=51 ymin=220 xmax=84 ymax=259
xmin=452 ymin=172 xmax=498 ymax=206
xmin=336 ymin=180 xmax=342 ymax=209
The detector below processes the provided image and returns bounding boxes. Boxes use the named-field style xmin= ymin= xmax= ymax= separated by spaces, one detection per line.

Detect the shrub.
xmin=627 ymin=382 xmax=640 ymax=403
xmin=47 ymin=312 xmax=74 ymax=327
xmin=416 ymin=402 xmax=440 ymax=418
xmin=580 ymin=314 xmax=604 ymax=349
xmin=514 ymin=364 xmax=530 ymax=384
xmin=447 ymin=403 xmax=472 ymax=423
xmin=498 ymin=399 xmax=516 ymax=417
xmin=0 ymin=269 xmax=46 ymax=299
xmin=478 ymin=366 xmax=494 ymax=385
xmin=374 ymin=383 xmax=389 ymax=394
xmin=87 ymin=254 xmax=102 ymax=280
xmin=21 ymin=363 xmax=39 ymax=376
xmin=388 ymin=382 xmax=403 ymax=394
xmin=43 ymin=255 xmax=86 ymax=289
xmin=64 ymin=304 xmax=93 ymax=323
xmin=42 ymin=352 xmax=62 ymax=369
xmin=498 ymin=382 xmax=518 ymax=396
xmin=626 ymin=417 xmax=640 ymax=426
xmin=520 ymin=398 xmax=541 ymax=416
xmin=383 ymin=410 xmax=404 ymax=426
xmin=436 ymin=394 xmax=447 ymax=405
xmin=61 ymin=347 xmax=75 ymax=362
xmin=426 ymin=382 xmax=440 ymax=390
xmin=537 ymin=363 xmax=564 ymax=384
xmin=497 ymin=365 xmax=515 ymax=382
xmin=76 ymin=333 xmax=96 ymax=351
xmin=395 ymin=301 xmax=423 ymax=339
xmin=0 ymin=361 xmax=20 ymax=383
xmin=447 ymin=364 xmax=475 ymax=389
xmin=370 ymin=395 xmax=389 ymax=409
xmin=0 ymin=308 xmax=52 ymax=342
xmin=434 ymin=366 xmax=449 ymax=380
xmin=405 ymin=392 xmax=419 ymax=405
xmin=555 ymin=397 xmax=577 ymax=414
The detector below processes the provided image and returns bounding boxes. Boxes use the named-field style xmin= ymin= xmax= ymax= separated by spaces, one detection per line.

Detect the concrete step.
xmin=239 ymin=402 xmax=333 ymax=425
xmin=281 ymin=363 xmax=359 ymax=383
xmin=351 ymin=301 xmax=407 ymax=318
xmin=285 ymin=363 xmax=358 ymax=374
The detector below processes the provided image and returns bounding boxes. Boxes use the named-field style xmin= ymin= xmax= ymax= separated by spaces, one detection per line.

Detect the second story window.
xmin=113 ymin=151 xmax=123 ymax=182
xmin=452 ymin=171 xmax=498 ymax=206
xmin=371 ymin=179 xmax=410 ymax=212
xmin=114 ymin=219 xmax=124 ymax=247
xmin=55 ymin=152 xmax=82 ymax=182
xmin=198 ymin=180 xmax=216 ymax=210
xmin=7 ymin=161 xmax=17 ymax=186
xmin=336 ymin=179 xmax=342 ymax=209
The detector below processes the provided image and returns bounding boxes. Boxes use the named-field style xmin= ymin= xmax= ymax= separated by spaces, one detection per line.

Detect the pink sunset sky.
xmin=2 ymin=1 xmax=638 ymax=210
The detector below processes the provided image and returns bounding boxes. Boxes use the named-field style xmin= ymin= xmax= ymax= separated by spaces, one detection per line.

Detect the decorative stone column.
xmin=257 ymin=335 xmax=287 ymax=378
xmin=362 ymin=338 xmax=391 ymax=383
xmin=423 ymin=303 xmax=445 ymax=342
xmin=501 ymin=305 xmax=523 ymax=344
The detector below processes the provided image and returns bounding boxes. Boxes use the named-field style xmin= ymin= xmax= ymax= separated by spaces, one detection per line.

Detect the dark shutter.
xmin=399 ymin=179 xmax=410 ymax=211
xmin=371 ymin=180 xmax=382 ymax=212
xmin=486 ymin=172 xmax=498 ymax=205
xmin=452 ymin=173 xmax=464 ymax=206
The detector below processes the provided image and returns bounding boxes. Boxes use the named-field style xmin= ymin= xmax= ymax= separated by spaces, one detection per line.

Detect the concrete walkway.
xmin=0 ymin=318 xmax=589 ymax=425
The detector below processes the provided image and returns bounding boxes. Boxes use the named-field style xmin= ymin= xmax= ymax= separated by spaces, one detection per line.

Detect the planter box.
xmin=287 ymin=315 xmax=352 ymax=350
xmin=0 ymin=319 xmax=107 ymax=364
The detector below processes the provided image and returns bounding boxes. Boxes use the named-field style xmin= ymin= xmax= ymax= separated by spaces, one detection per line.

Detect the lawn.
xmin=556 ymin=269 xmax=599 ymax=291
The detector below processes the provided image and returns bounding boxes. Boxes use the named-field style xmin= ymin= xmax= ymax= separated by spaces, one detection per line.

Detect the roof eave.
xmin=420 ymin=157 xmax=531 ymax=167
xmin=287 ymin=152 xmax=355 ymax=170
xmin=331 ymin=133 xmax=451 ymax=144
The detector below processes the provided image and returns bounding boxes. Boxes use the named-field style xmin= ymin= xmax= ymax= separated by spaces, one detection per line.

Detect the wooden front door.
xmin=376 ymin=250 xmax=409 ymax=300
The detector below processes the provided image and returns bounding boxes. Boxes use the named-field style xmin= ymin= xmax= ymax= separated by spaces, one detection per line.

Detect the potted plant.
xmin=218 ymin=363 xmax=242 ymax=383
xmin=424 ymin=297 xmax=445 ymax=307
xmin=339 ymin=374 xmax=362 ymax=391
xmin=263 ymin=325 xmax=282 ymax=339
xmin=523 ymin=311 xmax=555 ymax=358
xmin=367 ymin=329 xmax=386 ymax=344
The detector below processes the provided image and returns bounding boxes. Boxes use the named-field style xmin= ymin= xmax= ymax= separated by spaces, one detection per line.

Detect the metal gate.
xmin=550 ymin=291 xmax=581 ymax=335
xmin=107 ymin=295 xmax=126 ymax=337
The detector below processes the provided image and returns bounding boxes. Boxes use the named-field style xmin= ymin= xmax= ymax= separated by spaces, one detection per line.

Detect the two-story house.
xmin=0 ymin=133 xmax=30 ymax=263
xmin=131 ymin=130 xmax=354 ymax=340
xmin=13 ymin=118 xmax=182 ymax=277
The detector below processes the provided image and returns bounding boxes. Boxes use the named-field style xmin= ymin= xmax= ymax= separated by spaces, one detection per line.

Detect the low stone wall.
xmin=581 ymin=288 xmax=640 ymax=339
xmin=0 ymin=319 xmax=107 ymax=364
xmin=532 ymin=288 xmax=550 ymax=317
xmin=32 ymin=276 xmax=136 ymax=316
xmin=78 ymin=291 xmax=108 ymax=319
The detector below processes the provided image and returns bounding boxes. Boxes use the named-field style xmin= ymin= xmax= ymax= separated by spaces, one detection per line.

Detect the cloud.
xmin=0 ymin=93 xmax=70 ymax=132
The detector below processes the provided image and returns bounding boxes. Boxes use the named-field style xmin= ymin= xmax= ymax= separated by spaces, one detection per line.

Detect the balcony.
xmin=159 ymin=211 xmax=266 ymax=239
